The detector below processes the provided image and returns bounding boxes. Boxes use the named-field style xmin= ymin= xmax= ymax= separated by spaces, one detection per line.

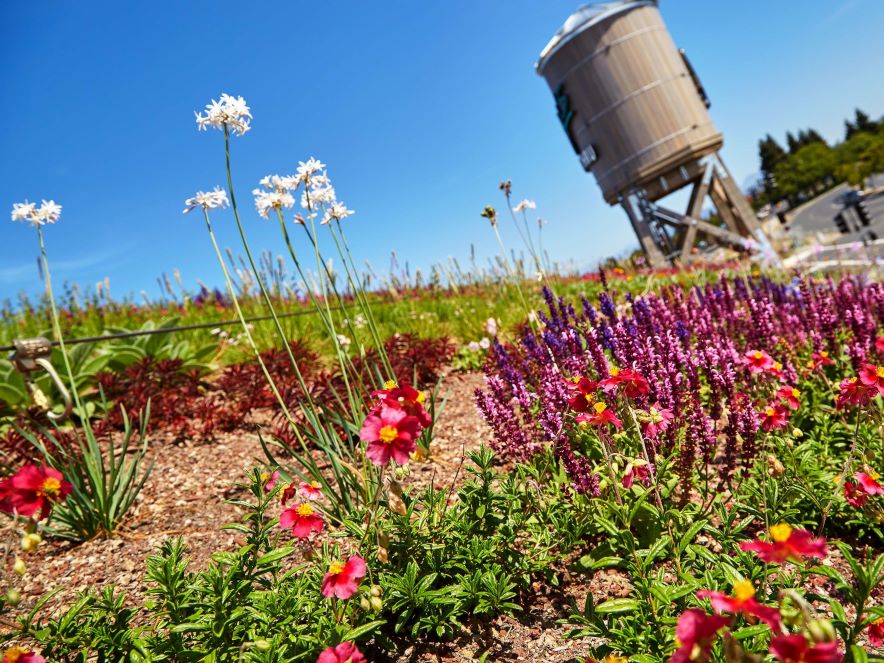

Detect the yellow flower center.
xmin=821 ymin=351 xmax=829 ymax=358
xmin=791 ymin=388 xmax=800 ymax=398
xmin=733 ymin=579 xmax=755 ymax=602
xmin=297 ymin=503 xmax=314 ymax=517
xmin=765 ymin=407 xmax=776 ymax=417
xmin=593 ymin=402 xmax=608 ymax=414
xmin=877 ymin=366 xmax=884 ymax=378
xmin=807 ymin=360 xmax=815 ymax=369
xmin=310 ymin=481 xmax=321 ymax=489
xmin=383 ymin=379 xmax=397 ymax=390
xmin=867 ymin=468 xmax=880 ymax=481
xmin=770 ymin=523 xmax=793 ymax=542
xmin=754 ymin=351 xmax=763 ymax=360
xmin=260 ymin=472 xmax=269 ymax=482
xmin=4 ymin=647 xmax=28 ymax=663
xmin=328 ymin=560 xmax=345 ymax=575
xmin=584 ymin=393 xmax=595 ymax=404
xmin=601 ymin=656 xmax=627 ymax=663
xmin=39 ymin=477 xmax=61 ymax=499
xmin=774 ymin=362 xmax=783 ymax=371
xmin=379 ymin=425 xmax=398 ymax=444
xmin=609 ymin=366 xmax=620 ymax=377
xmin=416 ymin=391 xmax=425 ymax=404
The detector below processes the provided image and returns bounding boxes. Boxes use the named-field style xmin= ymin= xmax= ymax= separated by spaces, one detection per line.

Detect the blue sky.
xmin=2 ymin=0 xmax=883 ymax=302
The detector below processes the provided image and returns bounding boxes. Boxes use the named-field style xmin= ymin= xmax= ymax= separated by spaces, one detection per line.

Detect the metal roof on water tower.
xmin=536 ymin=1 xmax=778 ymax=267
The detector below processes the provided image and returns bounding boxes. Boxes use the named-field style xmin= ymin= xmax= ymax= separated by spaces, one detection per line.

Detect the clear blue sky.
xmin=2 ymin=0 xmax=883 ymax=302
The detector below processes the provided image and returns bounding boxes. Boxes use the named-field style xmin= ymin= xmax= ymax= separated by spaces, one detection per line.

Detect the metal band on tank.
xmin=595 ymin=120 xmax=717 ymax=182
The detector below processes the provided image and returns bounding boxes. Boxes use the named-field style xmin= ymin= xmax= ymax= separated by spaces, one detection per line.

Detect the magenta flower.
xmin=769 ymin=634 xmax=842 ymax=663
xmin=280 ymin=503 xmax=324 ymax=538
xmin=0 ymin=465 xmax=72 ymax=520
xmin=316 ymin=641 xmax=367 ymax=663
xmin=669 ymin=608 xmax=729 ymax=663
xmin=740 ymin=523 xmax=827 ymax=564
xmin=741 ymin=349 xmax=775 ymax=374
xmin=359 ymin=405 xmax=421 ymax=465
xmin=321 ymin=555 xmax=367 ymax=599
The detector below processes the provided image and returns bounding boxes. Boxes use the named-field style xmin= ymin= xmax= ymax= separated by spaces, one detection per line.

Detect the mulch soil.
xmin=1 ymin=372 xmax=875 ymax=660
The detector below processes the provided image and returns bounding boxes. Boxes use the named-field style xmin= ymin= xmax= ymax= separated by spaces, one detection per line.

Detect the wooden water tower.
xmin=537 ymin=0 xmax=775 ymax=267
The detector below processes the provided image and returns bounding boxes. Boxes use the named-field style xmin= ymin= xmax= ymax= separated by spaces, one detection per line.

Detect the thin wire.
xmin=0 ymin=299 xmax=393 ymax=354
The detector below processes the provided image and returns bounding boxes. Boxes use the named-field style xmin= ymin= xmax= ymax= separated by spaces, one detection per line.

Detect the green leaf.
xmin=678 ymin=519 xmax=707 ymax=554
xmin=732 ymin=624 xmax=770 ymax=639
xmin=595 ymin=598 xmax=639 ymax=614
xmin=339 ymin=619 xmax=386 ymax=642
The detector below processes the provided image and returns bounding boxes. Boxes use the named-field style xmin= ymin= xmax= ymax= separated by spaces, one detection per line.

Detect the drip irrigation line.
xmin=1 ymin=299 xmax=397 ymax=354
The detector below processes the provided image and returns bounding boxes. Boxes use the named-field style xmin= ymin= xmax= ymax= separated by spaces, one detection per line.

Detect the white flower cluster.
xmin=253 ymin=174 xmax=296 ymax=219
xmin=195 ymin=93 xmax=252 ymax=136
xmin=513 ymin=199 xmax=536 ymax=213
xmin=183 ymin=187 xmax=229 ymax=214
xmin=250 ymin=157 xmax=354 ymax=224
xmin=11 ymin=199 xmax=62 ymax=226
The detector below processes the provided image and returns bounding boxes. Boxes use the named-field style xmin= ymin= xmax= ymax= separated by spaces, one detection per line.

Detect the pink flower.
xmin=321 ymin=555 xmax=367 ymax=599
xmin=876 ymin=338 xmax=884 ymax=355
xmin=696 ymin=580 xmax=781 ymax=630
xmin=359 ymin=405 xmax=421 ymax=465
xmin=622 ymin=460 xmax=651 ymax=489
xmin=280 ymin=503 xmax=324 ymax=538
xmin=859 ymin=363 xmax=884 ymax=396
xmin=599 ymin=367 xmax=649 ymax=398
xmin=2 ymin=647 xmax=45 ymax=663
xmin=742 ymin=349 xmax=775 ymax=374
xmin=640 ymin=403 xmax=673 ymax=439
xmin=372 ymin=381 xmax=431 ymax=427
xmin=575 ymin=402 xmax=622 ymax=429
xmin=776 ymin=385 xmax=801 ymax=410
xmin=810 ymin=351 xmax=835 ymax=370
xmin=739 ymin=523 xmax=827 ymax=564
xmin=316 ymin=641 xmax=367 ymax=663
xmin=844 ymin=481 xmax=866 ymax=508
xmin=867 ymin=618 xmax=884 ymax=648
xmin=0 ymin=465 xmax=72 ymax=520
xmin=669 ymin=608 xmax=729 ymax=663
xmin=299 ymin=481 xmax=323 ymax=500
xmin=854 ymin=470 xmax=884 ymax=495
xmin=261 ymin=470 xmax=280 ymax=492
xmin=836 ymin=377 xmax=875 ymax=409
xmin=769 ymin=634 xmax=843 ymax=663
xmin=760 ymin=403 xmax=789 ymax=431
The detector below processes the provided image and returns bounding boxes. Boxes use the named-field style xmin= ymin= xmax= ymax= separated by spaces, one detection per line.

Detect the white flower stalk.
xmin=295 ymin=157 xmax=326 ymax=184
xmin=253 ymin=188 xmax=295 ymax=219
xmin=11 ymin=199 xmax=62 ymax=226
xmin=302 ymin=184 xmax=336 ymax=210
xmin=322 ymin=201 xmax=354 ymax=225
xmin=195 ymin=93 xmax=252 ymax=136
xmin=183 ymin=187 xmax=229 ymax=214
xmin=259 ymin=174 xmax=299 ymax=192
xmin=513 ymin=199 xmax=536 ymax=213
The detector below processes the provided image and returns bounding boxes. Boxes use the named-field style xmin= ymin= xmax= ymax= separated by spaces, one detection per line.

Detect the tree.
xmin=772 ymin=142 xmax=838 ymax=202
xmin=786 ymin=131 xmax=800 ymax=154
xmin=845 ymin=108 xmax=878 ymax=139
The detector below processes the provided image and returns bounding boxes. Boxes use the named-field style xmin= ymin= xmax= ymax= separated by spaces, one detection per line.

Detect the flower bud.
xmin=13 ymin=558 xmax=26 ymax=576
xmin=377 ymin=546 xmax=388 ymax=563
xmin=792 ymin=428 xmax=803 ymax=438
xmin=370 ymin=596 xmax=383 ymax=612
xmin=5 ymin=589 xmax=20 ymax=606
xmin=253 ymin=640 xmax=271 ymax=652
xmin=360 ymin=597 xmax=371 ymax=611
xmin=370 ymin=585 xmax=382 ymax=597
xmin=807 ymin=619 xmax=836 ymax=643
xmin=767 ymin=454 xmax=785 ymax=477
xmin=20 ymin=533 xmax=41 ymax=552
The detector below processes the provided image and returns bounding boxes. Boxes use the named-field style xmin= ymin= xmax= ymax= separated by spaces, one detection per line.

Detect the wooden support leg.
xmin=620 ymin=194 xmax=668 ymax=268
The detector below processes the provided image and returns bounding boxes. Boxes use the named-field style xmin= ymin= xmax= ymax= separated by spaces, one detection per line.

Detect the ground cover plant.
xmin=2 ymin=93 xmax=884 ymax=663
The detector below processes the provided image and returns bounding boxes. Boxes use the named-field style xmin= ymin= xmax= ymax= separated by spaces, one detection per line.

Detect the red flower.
xmin=760 ymin=403 xmax=789 ymax=431
xmin=844 ymin=481 xmax=867 ymax=508
xmin=298 ymin=481 xmax=323 ymax=500
xmin=640 ymin=403 xmax=673 ymax=439
xmin=877 ymin=338 xmax=884 ymax=355
xmin=867 ymin=618 xmax=884 ymax=648
xmin=836 ymin=377 xmax=875 ymax=409
xmin=739 ymin=523 xmax=827 ymax=564
xmin=810 ymin=350 xmax=835 ymax=370
xmin=669 ymin=608 xmax=729 ymax=663
xmin=855 ymin=470 xmax=884 ymax=495
xmin=742 ymin=349 xmax=774 ymax=374
xmin=859 ymin=363 xmax=884 ymax=396
xmin=769 ymin=634 xmax=843 ymax=663
xmin=576 ymin=402 xmax=622 ymax=429
xmin=0 ymin=465 xmax=72 ymax=520
xmin=697 ymin=580 xmax=781 ymax=630
xmin=261 ymin=470 xmax=279 ymax=492
xmin=321 ymin=555 xmax=367 ymax=599
xmin=280 ymin=503 xmax=324 ymax=538
xmin=567 ymin=377 xmax=598 ymax=413
xmin=600 ymin=367 xmax=649 ymax=398
xmin=372 ymin=380 xmax=431 ymax=427
xmin=359 ymin=405 xmax=421 ymax=465
xmin=317 ymin=641 xmax=367 ymax=663
xmin=776 ymin=385 xmax=802 ymax=410
xmin=622 ymin=460 xmax=651 ymax=488
xmin=2 ymin=647 xmax=44 ymax=663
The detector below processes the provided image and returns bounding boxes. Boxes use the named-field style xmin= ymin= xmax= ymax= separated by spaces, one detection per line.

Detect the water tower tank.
xmin=536 ymin=0 xmax=723 ymax=204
